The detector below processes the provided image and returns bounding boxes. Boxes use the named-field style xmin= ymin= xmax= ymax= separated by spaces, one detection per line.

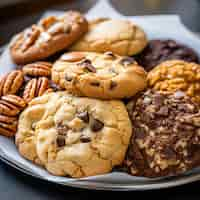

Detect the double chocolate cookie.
xmin=125 ymin=90 xmax=200 ymax=177
xmin=136 ymin=39 xmax=199 ymax=71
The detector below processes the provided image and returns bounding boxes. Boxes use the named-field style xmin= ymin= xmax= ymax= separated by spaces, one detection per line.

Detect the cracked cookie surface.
xmin=16 ymin=92 xmax=132 ymax=177
xmin=52 ymin=52 xmax=147 ymax=99
xmin=70 ymin=18 xmax=147 ymax=56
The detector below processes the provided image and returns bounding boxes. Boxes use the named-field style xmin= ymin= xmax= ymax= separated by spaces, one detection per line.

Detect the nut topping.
xmin=2 ymin=70 xmax=23 ymax=96
xmin=0 ymin=100 xmax=19 ymax=116
xmin=39 ymin=16 xmax=57 ymax=29
xmin=61 ymin=52 xmax=85 ymax=62
xmin=1 ymin=95 xmax=26 ymax=110
xmin=0 ymin=115 xmax=18 ymax=137
xmin=21 ymin=25 xmax=40 ymax=52
xmin=23 ymin=77 xmax=49 ymax=103
xmin=23 ymin=62 xmax=52 ymax=77
xmin=125 ymin=90 xmax=200 ymax=177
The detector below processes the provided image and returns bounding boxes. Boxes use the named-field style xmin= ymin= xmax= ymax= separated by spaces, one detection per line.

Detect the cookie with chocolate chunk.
xmin=135 ymin=39 xmax=199 ymax=71
xmin=125 ymin=90 xmax=200 ymax=177
xmin=10 ymin=11 xmax=88 ymax=64
xmin=52 ymin=51 xmax=147 ymax=99
xmin=16 ymin=91 xmax=132 ymax=177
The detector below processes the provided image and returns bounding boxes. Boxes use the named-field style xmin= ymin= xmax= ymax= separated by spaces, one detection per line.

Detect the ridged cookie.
xmin=70 ymin=18 xmax=147 ymax=56
xmin=52 ymin=52 xmax=147 ymax=99
xmin=16 ymin=91 xmax=132 ymax=177
xmin=10 ymin=11 xmax=88 ymax=64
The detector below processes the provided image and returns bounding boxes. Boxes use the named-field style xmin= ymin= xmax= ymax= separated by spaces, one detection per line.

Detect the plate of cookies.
xmin=1 ymin=0 xmax=200 ymax=191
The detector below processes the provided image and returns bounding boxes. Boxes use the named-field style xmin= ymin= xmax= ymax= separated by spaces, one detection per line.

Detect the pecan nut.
xmin=0 ymin=99 xmax=20 ymax=116
xmin=0 ymin=115 xmax=18 ymax=137
xmin=23 ymin=77 xmax=49 ymax=102
xmin=23 ymin=62 xmax=52 ymax=77
xmin=1 ymin=95 xmax=26 ymax=110
xmin=21 ymin=25 xmax=40 ymax=52
xmin=1 ymin=70 xmax=24 ymax=96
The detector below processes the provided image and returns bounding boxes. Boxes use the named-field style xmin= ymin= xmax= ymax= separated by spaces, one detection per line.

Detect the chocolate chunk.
xmin=110 ymin=81 xmax=117 ymax=89
xmin=80 ymin=136 xmax=91 ymax=143
xmin=79 ymin=59 xmax=96 ymax=73
xmin=120 ymin=56 xmax=135 ymax=66
xmin=90 ymin=82 xmax=100 ymax=87
xmin=104 ymin=51 xmax=116 ymax=58
xmin=162 ymin=147 xmax=176 ymax=159
xmin=153 ymin=94 xmax=164 ymax=107
xmin=56 ymin=135 xmax=66 ymax=147
xmin=157 ymin=106 xmax=169 ymax=116
xmin=90 ymin=118 xmax=104 ymax=132
xmin=56 ymin=123 xmax=69 ymax=135
xmin=77 ymin=111 xmax=89 ymax=123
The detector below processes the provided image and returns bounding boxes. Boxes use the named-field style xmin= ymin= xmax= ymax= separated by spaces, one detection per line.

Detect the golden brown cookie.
xmin=16 ymin=92 xmax=132 ymax=177
xmin=52 ymin=52 xmax=147 ymax=99
xmin=70 ymin=18 xmax=147 ymax=56
xmin=10 ymin=11 xmax=88 ymax=64
xmin=147 ymin=60 xmax=200 ymax=104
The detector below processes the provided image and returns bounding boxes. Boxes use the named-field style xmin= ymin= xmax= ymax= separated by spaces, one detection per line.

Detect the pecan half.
xmin=2 ymin=70 xmax=23 ymax=96
xmin=23 ymin=77 xmax=49 ymax=103
xmin=23 ymin=62 xmax=52 ymax=77
xmin=0 ymin=99 xmax=20 ymax=116
xmin=1 ymin=95 xmax=26 ymax=110
xmin=21 ymin=25 xmax=40 ymax=52
xmin=0 ymin=115 xmax=18 ymax=137
xmin=0 ymin=75 xmax=7 ymax=96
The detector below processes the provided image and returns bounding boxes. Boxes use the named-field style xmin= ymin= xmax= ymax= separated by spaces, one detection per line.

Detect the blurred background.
xmin=0 ymin=0 xmax=200 ymax=46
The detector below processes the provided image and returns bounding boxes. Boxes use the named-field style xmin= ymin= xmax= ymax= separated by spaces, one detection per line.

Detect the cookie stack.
xmin=2 ymin=10 xmax=200 ymax=178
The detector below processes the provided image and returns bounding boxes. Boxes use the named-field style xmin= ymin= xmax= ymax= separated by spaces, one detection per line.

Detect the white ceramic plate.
xmin=1 ymin=0 xmax=200 ymax=191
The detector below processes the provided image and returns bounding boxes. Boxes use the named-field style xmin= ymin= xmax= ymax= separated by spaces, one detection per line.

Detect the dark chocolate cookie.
xmin=125 ymin=90 xmax=200 ymax=178
xmin=135 ymin=39 xmax=199 ymax=71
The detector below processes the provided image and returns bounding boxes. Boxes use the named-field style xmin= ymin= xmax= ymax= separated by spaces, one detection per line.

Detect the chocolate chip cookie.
xmin=52 ymin=52 xmax=147 ymax=99
xmin=70 ymin=18 xmax=147 ymax=56
xmin=16 ymin=91 xmax=132 ymax=177
xmin=125 ymin=90 xmax=200 ymax=177
xmin=10 ymin=11 xmax=88 ymax=64
xmin=135 ymin=39 xmax=199 ymax=71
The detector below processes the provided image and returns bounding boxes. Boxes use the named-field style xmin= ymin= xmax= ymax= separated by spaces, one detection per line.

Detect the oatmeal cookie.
xmin=10 ymin=11 xmax=88 ymax=64
xmin=52 ymin=52 xmax=147 ymax=99
xmin=125 ymin=90 xmax=200 ymax=177
xmin=70 ymin=18 xmax=147 ymax=56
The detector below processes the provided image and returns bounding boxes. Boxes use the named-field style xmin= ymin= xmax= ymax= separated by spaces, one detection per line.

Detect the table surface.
xmin=0 ymin=0 xmax=200 ymax=199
